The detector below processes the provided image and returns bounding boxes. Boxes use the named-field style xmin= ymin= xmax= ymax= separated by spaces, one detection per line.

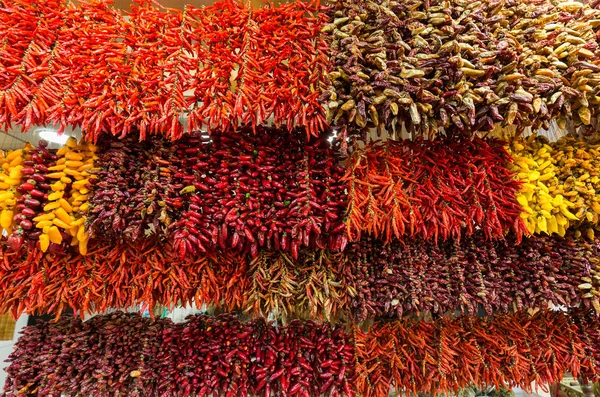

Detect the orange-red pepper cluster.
xmin=344 ymin=137 xmax=528 ymax=243
xmin=0 ymin=0 xmax=329 ymax=141
xmin=354 ymin=310 xmax=600 ymax=396
xmin=0 ymin=240 xmax=249 ymax=319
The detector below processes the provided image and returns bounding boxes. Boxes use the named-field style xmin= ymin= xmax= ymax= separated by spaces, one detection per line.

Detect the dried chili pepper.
xmin=0 ymin=0 xmax=329 ymax=141
xmin=2 ymin=311 xmax=354 ymax=397
xmin=344 ymin=137 xmax=527 ymax=243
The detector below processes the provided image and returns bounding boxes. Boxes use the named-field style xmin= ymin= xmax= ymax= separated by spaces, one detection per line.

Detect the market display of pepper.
xmin=3 ymin=310 xmax=600 ymax=397
xmin=0 ymin=0 xmax=329 ymax=140
xmin=3 ymin=0 xmax=600 ymax=395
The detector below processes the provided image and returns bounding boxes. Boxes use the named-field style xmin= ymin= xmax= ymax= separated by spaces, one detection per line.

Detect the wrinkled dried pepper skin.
xmin=0 ymin=0 xmax=330 ymax=141
xmin=322 ymin=0 xmax=600 ymax=140
xmin=347 ymin=232 xmax=597 ymax=321
xmin=2 ymin=312 xmax=355 ymax=397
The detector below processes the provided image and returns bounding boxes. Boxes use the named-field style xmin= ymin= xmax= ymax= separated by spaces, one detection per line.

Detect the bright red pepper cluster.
xmin=0 ymin=0 xmax=329 ymax=141
xmin=88 ymin=127 xmax=347 ymax=259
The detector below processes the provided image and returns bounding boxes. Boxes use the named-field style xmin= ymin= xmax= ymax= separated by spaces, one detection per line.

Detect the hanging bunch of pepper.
xmin=509 ymin=135 xmax=600 ymax=239
xmin=321 ymin=0 xmax=600 ymax=140
xmin=168 ymin=127 xmax=347 ymax=259
xmin=344 ymin=137 xmax=527 ymax=243
xmin=508 ymin=136 xmax=578 ymax=236
xmin=347 ymin=232 xmax=599 ymax=321
xmin=0 ymin=0 xmax=68 ymax=131
xmin=2 ymin=311 xmax=355 ymax=397
xmin=0 ymin=239 xmax=250 ymax=319
xmin=353 ymin=310 xmax=597 ymax=397
xmin=245 ymin=249 xmax=353 ymax=321
xmin=0 ymin=0 xmax=329 ymax=141
xmin=87 ymin=135 xmax=183 ymax=243
xmin=0 ymin=146 xmax=31 ymax=238
xmin=5 ymin=141 xmax=60 ymax=253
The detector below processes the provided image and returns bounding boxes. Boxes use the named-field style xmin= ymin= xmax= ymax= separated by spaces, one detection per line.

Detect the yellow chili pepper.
xmin=65 ymin=160 xmax=84 ymax=168
xmin=77 ymin=224 xmax=88 ymax=242
xmin=43 ymin=201 xmax=61 ymax=211
xmin=52 ymin=218 xmax=71 ymax=229
xmin=46 ymin=172 xmax=66 ymax=179
xmin=36 ymin=220 xmax=53 ymax=229
xmin=79 ymin=239 xmax=88 ymax=255
xmin=33 ymin=213 xmax=55 ymax=223
xmin=47 ymin=226 xmax=63 ymax=244
xmin=64 ymin=168 xmax=81 ymax=177
xmin=48 ymin=164 xmax=67 ymax=171
xmin=51 ymin=181 xmax=65 ymax=192
xmin=54 ymin=207 xmax=72 ymax=225
xmin=1 ymin=209 xmax=13 ymax=230
xmin=65 ymin=152 xmax=83 ymax=161
xmin=39 ymin=233 xmax=50 ymax=252
xmin=59 ymin=198 xmax=73 ymax=213
xmin=48 ymin=191 xmax=65 ymax=201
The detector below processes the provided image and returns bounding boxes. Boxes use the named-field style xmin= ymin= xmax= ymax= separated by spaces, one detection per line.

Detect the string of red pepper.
xmin=346 ymin=231 xmax=599 ymax=321
xmin=0 ymin=0 xmax=329 ymax=141
xmin=0 ymin=232 xmax=597 ymax=321
xmin=3 ymin=309 xmax=600 ymax=397
xmin=2 ymin=311 xmax=355 ymax=397
xmin=88 ymin=127 xmax=347 ymax=259
xmin=344 ymin=137 xmax=528 ymax=243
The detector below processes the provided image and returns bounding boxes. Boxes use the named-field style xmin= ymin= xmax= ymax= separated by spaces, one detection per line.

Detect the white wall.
xmin=0 ymin=315 xmax=28 ymax=391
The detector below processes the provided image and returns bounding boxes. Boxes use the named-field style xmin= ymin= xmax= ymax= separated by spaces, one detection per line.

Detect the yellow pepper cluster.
xmin=0 ymin=146 xmax=32 ymax=235
xmin=35 ymin=138 xmax=97 ymax=255
xmin=508 ymin=136 xmax=578 ymax=237
xmin=547 ymin=137 xmax=600 ymax=240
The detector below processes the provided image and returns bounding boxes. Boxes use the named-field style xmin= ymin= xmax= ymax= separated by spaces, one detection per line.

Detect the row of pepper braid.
xmin=0 ymin=232 xmax=597 ymax=321
xmin=322 ymin=0 xmax=600 ymax=141
xmin=5 ymin=132 xmax=600 ymax=258
xmin=353 ymin=309 xmax=600 ymax=397
xmin=509 ymin=135 xmax=600 ymax=239
xmin=0 ymin=138 xmax=95 ymax=256
xmin=88 ymin=127 xmax=347 ymax=259
xmin=3 ymin=310 xmax=600 ymax=397
xmin=1 ymin=312 xmax=354 ymax=397
xmin=0 ymin=0 xmax=329 ymax=141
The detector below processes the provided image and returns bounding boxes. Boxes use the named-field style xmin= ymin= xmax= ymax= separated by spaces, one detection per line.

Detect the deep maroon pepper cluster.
xmin=347 ymin=232 xmax=596 ymax=321
xmin=2 ymin=312 xmax=355 ymax=397
xmin=88 ymin=127 xmax=347 ymax=258
xmin=8 ymin=141 xmax=59 ymax=252
xmin=88 ymin=138 xmax=182 ymax=242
